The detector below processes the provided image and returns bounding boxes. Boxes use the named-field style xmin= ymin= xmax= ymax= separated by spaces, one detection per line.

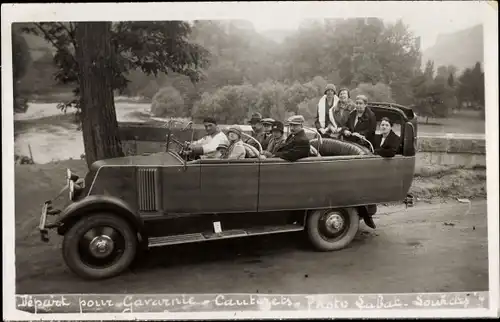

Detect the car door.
xmin=159 ymin=161 xmax=202 ymax=214
xmin=198 ymin=158 xmax=259 ymax=213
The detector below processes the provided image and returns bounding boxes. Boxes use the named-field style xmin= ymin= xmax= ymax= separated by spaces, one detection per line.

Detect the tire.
xmin=62 ymin=213 xmax=137 ymax=280
xmin=306 ymin=208 xmax=359 ymax=251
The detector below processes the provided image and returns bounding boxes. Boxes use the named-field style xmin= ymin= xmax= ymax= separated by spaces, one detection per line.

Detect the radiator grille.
xmin=137 ymin=168 xmax=159 ymax=211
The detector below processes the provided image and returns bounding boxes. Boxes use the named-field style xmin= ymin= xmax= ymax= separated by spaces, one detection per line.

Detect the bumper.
xmin=39 ymin=201 xmax=62 ymax=242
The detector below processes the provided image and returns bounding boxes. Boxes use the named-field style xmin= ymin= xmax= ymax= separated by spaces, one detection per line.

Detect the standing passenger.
xmin=315 ymin=83 xmax=340 ymax=138
xmin=341 ymin=95 xmax=377 ymax=148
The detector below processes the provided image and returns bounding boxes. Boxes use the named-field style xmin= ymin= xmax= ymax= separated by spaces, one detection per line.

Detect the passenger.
xmin=222 ymin=125 xmax=247 ymax=160
xmin=215 ymin=143 xmax=229 ymax=159
xmin=336 ymin=88 xmax=355 ymax=123
xmin=262 ymin=121 xmax=286 ymax=158
xmin=245 ymin=112 xmax=266 ymax=150
xmin=260 ymin=118 xmax=275 ymax=150
xmin=373 ymin=117 xmax=401 ymax=158
xmin=315 ymin=83 xmax=340 ymax=138
xmin=341 ymin=95 xmax=377 ymax=149
xmin=186 ymin=117 xmax=229 ymax=159
xmin=324 ymin=87 xmax=354 ymax=139
xmin=273 ymin=115 xmax=311 ymax=162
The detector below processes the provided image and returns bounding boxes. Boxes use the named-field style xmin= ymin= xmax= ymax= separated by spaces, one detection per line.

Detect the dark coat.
xmin=373 ymin=130 xmax=401 ymax=158
xmin=245 ymin=130 xmax=266 ymax=150
xmin=342 ymin=107 xmax=377 ymax=145
xmin=274 ymin=129 xmax=311 ymax=162
xmin=261 ymin=133 xmax=272 ymax=151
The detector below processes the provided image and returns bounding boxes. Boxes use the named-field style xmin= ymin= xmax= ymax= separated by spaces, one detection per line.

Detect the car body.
xmin=39 ymin=102 xmax=417 ymax=280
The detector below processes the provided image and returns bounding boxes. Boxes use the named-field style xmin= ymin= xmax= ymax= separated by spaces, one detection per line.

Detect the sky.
xmin=244 ymin=1 xmax=488 ymax=50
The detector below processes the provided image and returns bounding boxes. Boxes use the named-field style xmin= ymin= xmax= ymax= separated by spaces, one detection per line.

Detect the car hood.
xmin=90 ymin=152 xmax=183 ymax=171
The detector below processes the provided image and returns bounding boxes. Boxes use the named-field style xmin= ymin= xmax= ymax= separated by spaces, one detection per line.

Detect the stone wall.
xmin=118 ymin=122 xmax=486 ymax=170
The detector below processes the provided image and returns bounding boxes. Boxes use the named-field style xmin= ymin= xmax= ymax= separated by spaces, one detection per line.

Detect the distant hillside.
xmin=422 ymin=24 xmax=483 ymax=72
xmin=260 ymin=29 xmax=295 ymax=44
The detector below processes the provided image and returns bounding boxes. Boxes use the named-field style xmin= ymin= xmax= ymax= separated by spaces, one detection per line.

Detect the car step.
xmin=148 ymin=224 xmax=304 ymax=248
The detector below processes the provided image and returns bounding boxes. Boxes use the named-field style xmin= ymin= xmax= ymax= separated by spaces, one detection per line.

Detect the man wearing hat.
xmin=272 ymin=115 xmax=310 ymax=162
xmin=263 ymin=120 xmax=286 ymax=158
xmin=315 ymin=83 xmax=340 ymax=138
xmin=245 ymin=112 xmax=266 ymax=150
xmin=186 ymin=117 xmax=229 ymax=159
xmin=222 ymin=125 xmax=247 ymax=160
xmin=260 ymin=117 xmax=275 ymax=150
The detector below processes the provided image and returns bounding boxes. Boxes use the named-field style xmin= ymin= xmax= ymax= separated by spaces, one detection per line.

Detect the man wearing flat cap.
xmin=260 ymin=117 xmax=275 ymax=150
xmin=272 ymin=115 xmax=311 ymax=162
xmin=186 ymin=117 xmax=229 ymax=159
xmin=245 ymin=112 xmax=266 ymax=150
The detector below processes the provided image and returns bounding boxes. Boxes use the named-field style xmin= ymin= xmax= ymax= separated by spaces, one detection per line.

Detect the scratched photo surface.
xmin=11 ymin=2 xmax=489 ymax=303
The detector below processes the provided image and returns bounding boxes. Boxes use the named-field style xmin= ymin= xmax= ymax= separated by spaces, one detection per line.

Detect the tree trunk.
xmin=75 ymin=22 xmax=124 ymax=168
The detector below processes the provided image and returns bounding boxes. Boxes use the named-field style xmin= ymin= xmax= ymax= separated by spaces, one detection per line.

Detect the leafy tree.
xmin=12 ymin=28 xmax=32 ymax=113
xmin=423 ymin=60 xmax=435 ymax=81
xmin=75 ymin=22 xmax=124 ymax=167
xmin=256 ymin=80 xmax=287 ymax=120
xmin=151 ymin=86 xmax=185 ymax=117
xmin=457 ymin=62 xmax=484 ymax=109
xmin=351 ymin=82 xmax=395 ymax=103
xmin=22 ymin=21 xmax=209 ymax=166
xmin=191 ymin=84 xmax=259 ymax=124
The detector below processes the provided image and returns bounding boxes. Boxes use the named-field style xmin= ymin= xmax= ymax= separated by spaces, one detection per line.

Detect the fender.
xmin=56 ymin=195 xmax=145 ymax=236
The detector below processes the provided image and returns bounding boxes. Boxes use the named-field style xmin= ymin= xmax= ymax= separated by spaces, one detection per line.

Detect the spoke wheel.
xmin=307 ymin=208 xmax=359 ymax=251
xmin=63 ymin=213 xmax=137 ymax=280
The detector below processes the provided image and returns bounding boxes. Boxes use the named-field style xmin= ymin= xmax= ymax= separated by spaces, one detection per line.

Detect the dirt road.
xmin=16 ymin=200 xmax=488 ymax=294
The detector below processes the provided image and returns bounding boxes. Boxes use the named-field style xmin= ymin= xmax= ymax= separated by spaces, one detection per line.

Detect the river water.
xmin=14 ymin=102 xmax=152 ymax=164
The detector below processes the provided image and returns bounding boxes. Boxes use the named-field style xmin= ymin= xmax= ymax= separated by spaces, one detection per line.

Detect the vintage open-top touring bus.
xmin=39 ymin=102 xmax=417 ymax=280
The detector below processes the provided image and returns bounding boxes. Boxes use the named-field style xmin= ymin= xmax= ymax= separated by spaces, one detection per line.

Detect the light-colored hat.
xmin=217 ymin=143 xmax=229 ymax=150
xmin=227 ymin=125 xmax=243 ymax=138
xmin=261 ymin=118 xmax=275 ymax=125
xmin=286 ymin=115 xmax=305 ymax=125
xmin=324 ymin=83 xmax=337 ymax=94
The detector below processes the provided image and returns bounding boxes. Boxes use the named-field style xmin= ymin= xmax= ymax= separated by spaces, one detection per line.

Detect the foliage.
xmin=12 ymin=28 xmax=32 ymax=113
xmin=21 ymin=21 xmax=210 ymax=116
xmin=350 ymin=82 xmax=395 ymax=103
xmin=457 ymin=62 xmax=484 ymax=108
xmin=151 ymin=86 xmax=185 ymax=117
xmin=297 ymin=97 xmax=319 ymax=125
xmin=191 ymin=84 xmax=260 ymax=124
xmin=410 ymin=65 xmax=457 ymax=122
xmin=256 ymin=80 xmax=287 ymax=120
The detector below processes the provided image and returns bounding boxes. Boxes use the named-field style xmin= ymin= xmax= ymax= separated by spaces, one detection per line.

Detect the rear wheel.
xmin=306 ymin=208 xmax=359 ymax=251
xmin=62 ymin=213 xmax=137 ymax=280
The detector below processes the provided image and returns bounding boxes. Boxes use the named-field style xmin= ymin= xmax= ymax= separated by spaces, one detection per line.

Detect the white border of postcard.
xmin=2 ymin=1 xmax=499 ymax=319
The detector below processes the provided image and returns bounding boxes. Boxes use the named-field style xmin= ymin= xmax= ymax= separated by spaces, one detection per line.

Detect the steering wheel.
xmin=165 ymin=133 xmax=190 ymax=156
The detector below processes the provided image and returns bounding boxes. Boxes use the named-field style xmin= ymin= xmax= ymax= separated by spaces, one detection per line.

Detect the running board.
xmin=148 ymin=224 xmax=304 ymax=248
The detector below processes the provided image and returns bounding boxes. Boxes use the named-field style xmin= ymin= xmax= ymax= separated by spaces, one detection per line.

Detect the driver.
xmin=186 ymin=117 xmax=229 ymax=159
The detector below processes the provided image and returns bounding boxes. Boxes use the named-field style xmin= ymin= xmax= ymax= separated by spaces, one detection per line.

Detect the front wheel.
xmin=306 ymin=208 xmax=359 ymax=251
xmin=62 ymin=213 xmax=137 ymax=280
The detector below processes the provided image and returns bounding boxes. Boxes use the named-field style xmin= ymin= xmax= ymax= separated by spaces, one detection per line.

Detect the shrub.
xmin=150 ymin=86 xmax=185 ymax=118
xmin=191 ymin=84 xmax=259 ymax=124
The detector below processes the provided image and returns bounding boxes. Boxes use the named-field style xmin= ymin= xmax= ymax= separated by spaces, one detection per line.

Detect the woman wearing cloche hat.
xmin=221 ymin=125 xmax=246 ymax=160
xmin=315 ymin=83 xmax=341 ymax=138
